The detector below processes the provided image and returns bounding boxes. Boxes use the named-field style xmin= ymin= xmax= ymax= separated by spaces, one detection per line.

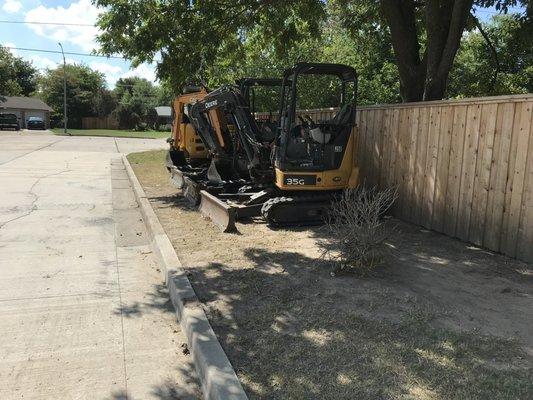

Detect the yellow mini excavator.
xmin=165 ymin=86 xmax=227 ymax=191
xmin=186 ymin=63 xmax=360 ymax=231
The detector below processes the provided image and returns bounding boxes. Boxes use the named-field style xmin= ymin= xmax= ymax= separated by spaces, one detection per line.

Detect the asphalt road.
xmin=0 ymin=131 xmax=200 ymax=399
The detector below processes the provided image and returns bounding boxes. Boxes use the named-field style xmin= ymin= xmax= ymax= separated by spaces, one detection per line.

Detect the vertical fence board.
xmin=501 ymin=102 xmax=532 ymax=257
xmin=379 ymin=109 xmax=393 ymax=189
xmin=413 ymin=107 xmax=431 ymax=225
xmin=366 ymin=108 xmax=377 ymax=186
xmin=371 ymin=109 xmax=385 ymax=187
xmin=443 ymin=105 xmax=467 ymax=237
xmin=395 ymin=108 xmax=410 ymax=216
xmin=484 ymin=102 xmax=515 ymax=250
xmin=500 ymin=104 xmax=523 ymax=253
xmin=432 ymin=106 xmax=454 ymax=231
xmin=516 ymin=110 xmax=533 ymax=260
xmin=406 ymin=108 xmax=420 ymax=221
xmin=470 ymin=103 xmax=498 ymax=245
xmin=421 ymin=107 xmax=441 ymax=228
xmin=387 ymin=109 xmax=401 ymax=188
xmin=456 ymin=104 xmax=482 ymax=240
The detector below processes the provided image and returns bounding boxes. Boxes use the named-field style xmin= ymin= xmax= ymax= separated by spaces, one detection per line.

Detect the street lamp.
xmin=58 ymin=42 xmax=69 ymax=135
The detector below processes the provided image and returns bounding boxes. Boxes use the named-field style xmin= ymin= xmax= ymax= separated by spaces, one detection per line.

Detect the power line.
xmin=4 ymin=46 xmax=125 ymax=59
xmin=0 ymin=20 xmax=94 ymax=27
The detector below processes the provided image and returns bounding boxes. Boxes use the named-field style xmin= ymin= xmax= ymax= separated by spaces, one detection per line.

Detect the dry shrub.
xmin=323 ymin=186 xmax=397 ymax=276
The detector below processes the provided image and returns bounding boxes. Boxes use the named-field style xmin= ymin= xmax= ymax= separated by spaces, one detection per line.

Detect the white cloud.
xmin=25 ymin=0 xmax=100 ymax=52
xmin=121 ymin=64 xmax=158 ymax=83
xmin=89 ymin=61 xmax=124 ymax=86
xmin=2 ymin=0 xmax=22 ymax=13
xmin=29 ymin=55 xmax=60 ymax=70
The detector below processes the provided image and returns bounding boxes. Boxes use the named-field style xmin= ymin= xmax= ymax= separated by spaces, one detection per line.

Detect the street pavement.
xmin=0 ymin=131 xmax=200 ymax=400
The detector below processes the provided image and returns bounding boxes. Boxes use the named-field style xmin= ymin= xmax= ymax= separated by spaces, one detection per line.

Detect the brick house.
xmin=0 ymin=96 xmax=53 ymax=129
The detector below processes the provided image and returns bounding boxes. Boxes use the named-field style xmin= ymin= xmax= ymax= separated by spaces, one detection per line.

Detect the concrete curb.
xmin=123 ymin=155 xmax=248 ymax=400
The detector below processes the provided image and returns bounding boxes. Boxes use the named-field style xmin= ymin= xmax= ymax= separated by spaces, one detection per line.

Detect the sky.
xmin=1 ymin=0 xmax=157 ymax=88
xmin=1 ymin=1 xmax=526 ymax=89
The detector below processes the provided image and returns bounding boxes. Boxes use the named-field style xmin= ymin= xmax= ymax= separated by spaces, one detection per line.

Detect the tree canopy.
xmin=39 ymin=64 xmax=107 ymax=128
xmin=0 ymin=46 xmax=38 ymax=97
xmin=95 ymin=0 xmax=531 ymax=103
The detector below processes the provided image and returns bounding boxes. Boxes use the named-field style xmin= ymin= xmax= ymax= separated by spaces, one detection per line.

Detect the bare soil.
xmin=129 ymin=150 xmax=533 ymax=400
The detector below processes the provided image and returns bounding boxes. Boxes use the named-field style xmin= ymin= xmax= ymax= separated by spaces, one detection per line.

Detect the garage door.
xmin=25 ymin=111 xmax=45 ymax=128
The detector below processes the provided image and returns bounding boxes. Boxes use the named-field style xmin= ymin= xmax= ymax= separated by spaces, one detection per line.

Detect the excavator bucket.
xmin=198 ymin=190 xmax=237 ymax=232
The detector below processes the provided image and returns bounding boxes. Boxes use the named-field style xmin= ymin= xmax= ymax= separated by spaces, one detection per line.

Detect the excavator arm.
xmin=189 ymin=85 xmax=272 ymax=182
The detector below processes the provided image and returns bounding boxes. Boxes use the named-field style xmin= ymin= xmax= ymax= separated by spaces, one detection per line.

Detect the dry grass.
xmin=128 ymin=150 xmax=533 ymax=400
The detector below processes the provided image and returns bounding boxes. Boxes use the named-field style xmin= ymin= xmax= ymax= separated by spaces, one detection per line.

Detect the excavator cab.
xmin=237 ymin=77 xmax=283 ymax=143
xmin=274 ymin=63 xmax=359 ymax=191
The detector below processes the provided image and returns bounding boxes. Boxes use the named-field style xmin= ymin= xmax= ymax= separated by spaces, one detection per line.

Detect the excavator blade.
xmin=183 ymin=177 xmax=202 ymax=205
xmin=169 ymin=166 xmax=185 ymax=189
xmin=198 ymin=190 xmax=237 ymax=233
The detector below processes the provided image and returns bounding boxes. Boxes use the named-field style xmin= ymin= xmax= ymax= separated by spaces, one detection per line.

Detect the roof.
xmin=155 ymin=106 xmax=172 ymax=118
xmin=0 ymin=96 xmax=53 ymax=112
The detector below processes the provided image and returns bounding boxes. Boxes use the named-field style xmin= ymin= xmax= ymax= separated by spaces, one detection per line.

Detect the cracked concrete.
xmin=0 ymin=132 xmax=200 ymax=399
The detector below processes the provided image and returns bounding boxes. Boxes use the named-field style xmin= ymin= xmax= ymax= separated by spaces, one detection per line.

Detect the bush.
xmin=323 ymin=186 xmax=397 ymax=276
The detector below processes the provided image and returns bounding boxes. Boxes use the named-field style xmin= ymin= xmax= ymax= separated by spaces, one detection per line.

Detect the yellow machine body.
xmin=171 ymin=88 xmax=227 ymax=161
xmin=274 ymin=126 xmax=359 ymax=191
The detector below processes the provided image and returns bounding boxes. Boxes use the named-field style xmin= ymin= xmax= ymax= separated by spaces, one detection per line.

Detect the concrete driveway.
xmin=0 ymin=132 xmax=200 ymax=399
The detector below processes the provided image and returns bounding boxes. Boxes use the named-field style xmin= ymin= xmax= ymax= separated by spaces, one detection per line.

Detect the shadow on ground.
xmin=184 ymin=223 xmax=533 ymax=399
xmin=114 ymin=283 xmax=174 ymax=318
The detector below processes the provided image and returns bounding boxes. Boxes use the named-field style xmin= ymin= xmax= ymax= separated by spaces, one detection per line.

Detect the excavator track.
xmin=261 ymin=193 xmax=335 ymax=227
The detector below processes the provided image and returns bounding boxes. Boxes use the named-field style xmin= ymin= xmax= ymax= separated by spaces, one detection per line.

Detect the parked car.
xmin=0 ymin=113 xmax=20 ymax=131
xmin=27 ymin=116 xmax=45 ymax=130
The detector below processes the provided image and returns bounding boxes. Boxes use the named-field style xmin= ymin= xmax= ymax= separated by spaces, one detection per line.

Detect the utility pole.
xmin=58 ymin=42 xmax=69 ymax=135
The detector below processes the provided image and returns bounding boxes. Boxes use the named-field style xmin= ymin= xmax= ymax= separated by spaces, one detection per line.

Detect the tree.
xmin=95 ymin=0 xmax=531 ymax=102
xmin=447 ymin=14 xmax=533 ymax=97
xmin=0 ymin=46 xmax=38 ymax=96
xmin=39 ymin=64 xmax=107 ymax=128
xmin=92 ymin=88 xmax=117 ymax=117
xmin=113 ymin=77 xmax=158 ymax=129
xmin=337 ymin=0 xmax=530 ymax=101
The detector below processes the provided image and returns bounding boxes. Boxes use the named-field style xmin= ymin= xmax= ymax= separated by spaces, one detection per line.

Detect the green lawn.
xmin=52 ymin=128 xmax=170 ymax=139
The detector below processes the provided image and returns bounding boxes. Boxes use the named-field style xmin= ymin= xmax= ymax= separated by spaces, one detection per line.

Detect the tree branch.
xmin=471 ymin=14 xmax=500 ymax=92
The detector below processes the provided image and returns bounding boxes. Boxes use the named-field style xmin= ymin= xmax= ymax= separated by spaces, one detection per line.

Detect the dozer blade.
xmin=183 ymin=177 xmax=202 ymax=205
xmin=198 ymin=190 xmax=237 ymax=233
xmin=169 ymin=166 xmax=185 ymax=189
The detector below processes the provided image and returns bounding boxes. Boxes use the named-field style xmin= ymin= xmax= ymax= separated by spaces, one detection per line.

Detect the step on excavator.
xmin=186 ymin=62 xmax=360 ymax=232
xmin=165 ymin=79 xmax=282 ymax=203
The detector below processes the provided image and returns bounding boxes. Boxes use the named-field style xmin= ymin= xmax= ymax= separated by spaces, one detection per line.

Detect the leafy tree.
xmin=95 ymin=0 xmax=530 ymax=102
xmin=0 ymin=46 xmax=38 ymax=96
xmin=39 ymin=64 xmax=106 ymax=128
xmin=92 ymin=88 xmax=117 ymax=117
xmin=336 ymin=0 xmax=530 ymax=101
xmin=447 ymin=14 xmax=532 ymax=97
xmin=113 ymin=77 xmax=158 ymax=128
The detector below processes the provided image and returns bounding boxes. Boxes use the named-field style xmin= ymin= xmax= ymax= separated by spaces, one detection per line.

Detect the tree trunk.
xmin=423 ymin=0 xmax=474 ymax=100
xmin=380 ymin=0 xmax=474 ymax=102
xmin=380 ymin=0 xmax=426 ymax=102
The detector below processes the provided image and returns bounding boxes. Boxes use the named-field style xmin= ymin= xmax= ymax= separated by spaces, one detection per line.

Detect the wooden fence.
xmin=82 ymin=115 xmax=119 ymax=130
xmin=298 ymin=94 xmax=532 ymax=262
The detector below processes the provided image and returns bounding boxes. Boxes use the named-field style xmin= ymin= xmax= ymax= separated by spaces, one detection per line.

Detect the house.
xmin=155 ymin=106 xmax=172 ymax=128
xmin=0 ymin=96 xmax=53 ymax=129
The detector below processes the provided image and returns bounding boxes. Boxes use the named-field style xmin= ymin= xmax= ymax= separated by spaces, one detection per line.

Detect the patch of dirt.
xmin=130 ymin=151 xmax=533 ymax=400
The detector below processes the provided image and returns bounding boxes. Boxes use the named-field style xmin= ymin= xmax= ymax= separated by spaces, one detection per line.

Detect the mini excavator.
xmin=186 ymin=62 xmax=360 ymax=231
